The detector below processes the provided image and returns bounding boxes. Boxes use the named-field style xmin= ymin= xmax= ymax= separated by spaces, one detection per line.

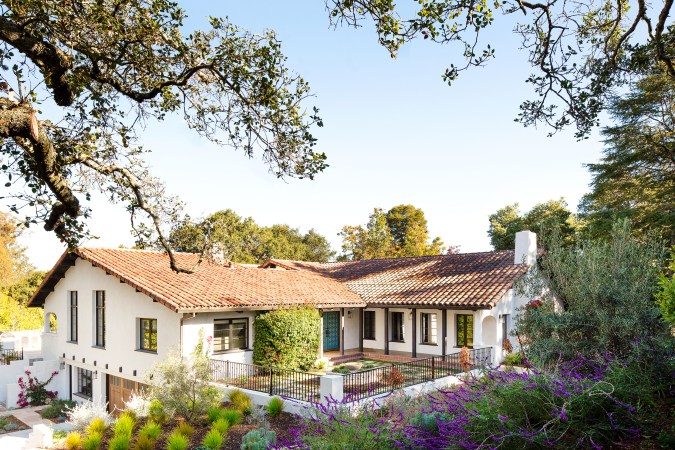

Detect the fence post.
xmin=319 ymin=374 xmax=344 ymax=405
xmin=20 ymin=348 xmax=24 ymax=360
xmin=431 ymin=356 xmax=435 ymax=380
xmin=225 ymin=360 xmax=230 ymax=383
xmin=269 ymin=368 xmax=274 ymax=396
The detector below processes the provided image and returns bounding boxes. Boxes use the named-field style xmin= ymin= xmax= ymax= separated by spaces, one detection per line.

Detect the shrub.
xmin=459 ymin=346 xmax=472 ymax=372
xmin=253 ymin=307 xmax=320 ymax=370
xmin=212 ymin=417 xmax=229 ymax=435
xmin=66 ymin=400 xmax=112 ymax=432
xmin=81 ymin=432 xmax=102 ymax=450
xmin=175 ymin=421 xmax=194 ymax=438
xmin=146 ymin=351 xmax=221 ymax=422
xmin=125 ymin=393 xmax=150 ymax=418
xmin=39 ymin=399 xmax=76 ymax=419
xmin=201 ymin=428 xmax=223 ymax=450
xmin=246 ymin=406 xmax=268 ymax=429
xmin=147 ymin=399 xmax=168 ymax=425
xmin=502 ymin=337 xmax=513 ymax=353
xmin=108 ymin=435 xmax=131 ymax=450
xmin=221 ymin=409 xmax=242 ymax=426
xmin=206 ymin=406 xmax=224 ymax=423
xmin=503 ymin=352 xmax=525 ymax=366
xmin=64 ymin=432 xmax=82 ymax=450
xmin=227 ymin=390 xmax=251 ymax=414
xmin=132 ymin=435 xmax=154 ymax=450
xmin=87 ymin=417 xmax=107 ymax=435
xmin=113 ymin=413 xmax=136 ymax=438
xmin=166 ymin=431 xmax=188 ymax=450
xmin=241 ymin=428 xmax=277 ymax=450
xmin=331 ymin=364 xmax=350 ymax=374
xmin=266 ymin=396 xmax=284 ymax=417
xmin=16 ymin=369 xmax=59 ymax=407
xmin=138 ymin=421 xmax=162 ymax=440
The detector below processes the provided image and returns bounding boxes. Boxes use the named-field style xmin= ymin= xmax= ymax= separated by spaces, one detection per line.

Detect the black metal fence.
xmin=1 ymin=348 xmax=23 ymax=365
xmin=343 ymin=347 xmax=492 ymax=401
xmin=209 ymin=359 xmax=321 ymax=403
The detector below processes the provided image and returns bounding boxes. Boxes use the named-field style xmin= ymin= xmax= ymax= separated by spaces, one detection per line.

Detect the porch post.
xmin=340 ymin=308 xmax=345 ymax=356
xmin=319 ymin=311 xmax=324 ymax=359
xmin=384 ymin=307 xmax=389 ymax=355
xmin=358 ymin=308 xmax=364 ymax=353
xmin=411 ymin=308 xmax=417 ymax=358
xmin=442 ymin=309 xmax=448 ymax=356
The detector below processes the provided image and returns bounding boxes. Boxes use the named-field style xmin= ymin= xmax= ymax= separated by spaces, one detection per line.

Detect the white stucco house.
xmin=16 ymin=230 xmax=538 ymax=411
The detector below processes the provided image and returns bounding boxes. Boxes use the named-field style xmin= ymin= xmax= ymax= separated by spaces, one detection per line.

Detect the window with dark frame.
xmin=213 ymin=318 xmax=248 ymax=353
xmin=68 ymin=291 xmax=78 ymax=342
xmin=94 ymin=291 xmax=105 ymax=347
xmin=139 ymin=318 xmax=157 ymax=352
xmin=502 ymin=314 xmax=509 ymax=344
xmin=77 ymin=368 xmax=92 ymax=399
xmin=421 ymin=313 xmax=438 ymax=344
xmin=456 ymin=314 xmax=474 ymax=347
xmin=363 ymin=311 xmax=376 ymax=340
xmin=390 ymin=311 xmax=404 ymax=342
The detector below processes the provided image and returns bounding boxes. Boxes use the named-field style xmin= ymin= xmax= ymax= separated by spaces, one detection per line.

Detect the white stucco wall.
xmin=41 ymin=257 xmax=182 ymax=394
xmin=182 ymin=311 xmax=257 ymax=364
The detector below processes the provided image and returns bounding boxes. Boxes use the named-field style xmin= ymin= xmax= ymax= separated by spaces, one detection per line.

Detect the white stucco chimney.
xmin=514 ymin=230 xmax=537 ymax=265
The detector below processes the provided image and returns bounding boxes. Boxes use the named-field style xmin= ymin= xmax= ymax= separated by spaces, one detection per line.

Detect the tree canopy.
xmin=329 ymin=1 xmax=675 ymax=138
xmin=167 ymin=209 xmax=334 ymax=264
xmin=0 ymin=0 xmax=326 ymax=272
xmin=339 ymin=205 xmax=445 ymax=260
xmin=579 ymin=72 xmax=675 ymax=245
xmin=487 ymin=199 xmax=580 ymax=250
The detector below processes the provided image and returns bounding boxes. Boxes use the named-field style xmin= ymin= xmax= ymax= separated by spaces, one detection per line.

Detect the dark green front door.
xmin=323 ymin=311 xmax=340 ymax=351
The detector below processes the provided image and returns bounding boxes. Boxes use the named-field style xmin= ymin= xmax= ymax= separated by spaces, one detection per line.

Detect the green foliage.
xmin=339 ymin=205 xmax=445 ymax=260
xmin=64 ymin=432 xmax=82 ymax=450
xmin=206 ymin=406 xmax=225 ymax=423
xmin=241 ymin=428 xmax=277 ymax=450
xmin=656 ymin=251 xmax=675 ymax=324
xmin=87 ymin=417 xmax=107 ymax=436
xmin=331 ymin=364 xmax=350 ymax=374
xmin=488 ymin=199 xmax=580 ymax=251
xmin=113 ymin=413 xmax=136 ymax=439
xmin=221 ymin=409 xmax=242 ymax=426
xmin=253 ymin=307 xmax=320 ymax=370
xmin=138 ymin=421 xmax=162 ymax=441
xmin=168 ymin=209 xmax=335 ymax=263
xmin=227 ymin=390 xmax=252 ymax=414
xmin=502 ymin=352 xmax=525 ymax=366
xmin=175 ymin=421 xmax=194 ymax=438
xmin=580 ymin=73 xmax=675 ymax=245
xmin=212 ymin=418 xmax=229 ymax=435
xmin=109 ymin=435 xmax=131 ymax=450
xmin=132 ymin=435 xmax=154 ymax=450
xmin=81 ymin=432 xmax=102 ymax=450
xmin=201 ymin=428 xmax=223 ymax=449
xmin=166 ymin=431 xmax=189 ymax=450
xmin=39 ymin=399 xmax=75 ymax=419
xmin=147 ymin=400 xmax=168 ymax=425
xmin=146 ymin=351 xmax=221 ymax=422
xmin=265 ymin=397 xmax=284 ymax=417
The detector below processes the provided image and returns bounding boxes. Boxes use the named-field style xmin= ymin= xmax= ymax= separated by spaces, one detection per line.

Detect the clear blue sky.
xmin=20 ymin=1 xmax=603 ymax=269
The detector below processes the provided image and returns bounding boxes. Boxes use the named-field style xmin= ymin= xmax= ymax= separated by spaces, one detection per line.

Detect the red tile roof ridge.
xmin=271 ymin=249 xmax=518 ymax=266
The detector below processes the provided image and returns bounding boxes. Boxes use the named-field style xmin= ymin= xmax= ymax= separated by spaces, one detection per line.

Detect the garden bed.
xmin=0 ymin=414 xmax=29 ymax=434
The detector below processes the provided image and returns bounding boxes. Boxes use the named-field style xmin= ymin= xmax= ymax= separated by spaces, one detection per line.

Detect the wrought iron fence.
xmin=209 ymin=359 xmax=321 ymax=403
xmin=343 ymin=347 xmax=492 ymax=401
xmin=0 ymin=348 xmax=23 ymax=365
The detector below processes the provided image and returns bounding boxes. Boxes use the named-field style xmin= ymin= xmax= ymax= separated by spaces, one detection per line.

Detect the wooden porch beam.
xmin=340 ymin=307 xmax=345 ymax=356
xmin=358 ymin=308 xmax=364 ymax=353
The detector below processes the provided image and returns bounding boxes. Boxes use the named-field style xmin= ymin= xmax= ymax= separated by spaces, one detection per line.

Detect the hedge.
xmin=253 ymin=307 xmax=320 ymax=371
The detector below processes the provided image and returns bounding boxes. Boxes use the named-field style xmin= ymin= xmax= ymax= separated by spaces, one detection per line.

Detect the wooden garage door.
xmin=107 ymin=375 xmax=146 ymax=415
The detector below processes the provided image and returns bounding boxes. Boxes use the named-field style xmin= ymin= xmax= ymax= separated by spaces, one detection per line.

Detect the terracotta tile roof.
xmin=262 ymin=251 xmax=528 ymax=309
xmin=29 ymin=248 xmax=365 ymax=312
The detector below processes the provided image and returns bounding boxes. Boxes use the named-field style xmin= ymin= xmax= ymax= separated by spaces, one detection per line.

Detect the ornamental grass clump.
xmin=166 ymin=431 xmax=189 ymax=450
xmin=175 ymin=421 xmax=194 ymax=438
xmin=108 ymin=434 xmax=130 ymax=450
xmin=81 ymin=432 xmax=102 ymax=450
xmin=228 ymin=389 xmax=252 ymax=414
xmin=201 ymin=428 xmax=223 ymax=449
xmin=221 ymin=408 xmax=242 ymax=426
xmin=86 ymin=417 xmax=106 ymax=435
xmin=212 ymin=417 xmax=229 ymax=435
xmin=113 ymin=413 xmax=136 ymax=439
xmin=206 ymin=406 xmax=224 ymax=423
xmin=138 ymin=421 xmax=162 ymax=440
xmin=132 ymin=435 xmax=153 ymax=450
xmin=265 ymin=396 xmax=284 ymax=417
xmin=64 ymin=432 xmax=81 ymax=450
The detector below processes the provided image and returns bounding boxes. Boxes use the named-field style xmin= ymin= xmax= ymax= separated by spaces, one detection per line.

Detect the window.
xmin=390 ymin=311 xmax=404 ymax=342
xmin=421 ymin=313 xmax=438 ymax=345
xmin=363 ymin=311 xmax=376 ymax=340
xmin=94 ymin=291 xmax=105 ymax=347
xmin=47 ymin=312 xmax=57 ymax=333
xmin=68 ymin=291 xmax=78 ymax=342
xmin=139 ymin=318 xmax=157 ymax=352
xmin=456 ymin=314 xmax=474 ymax=347
xmin=77 ymin=368 xmax=93 ymax=399
xmin=213 ymin=318 xmax=248 ymax=352
xmin=502 ymin=314 xmax=509 ymax=344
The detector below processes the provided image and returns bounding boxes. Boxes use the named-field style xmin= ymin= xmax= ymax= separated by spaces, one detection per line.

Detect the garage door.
xmin=107 ymin=375 xmax=146 ymax=414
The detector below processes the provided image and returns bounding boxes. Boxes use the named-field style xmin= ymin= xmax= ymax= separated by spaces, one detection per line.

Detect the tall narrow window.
xmin=390 ymin=312 xmax=404 ymax=342
xmin=68 ymin=291 xmax=78 ymax=342
xmin=139 ymin=318 xmax=158 ymax=352
xmin=456 ymin=314 xmax=474 ymax=347
xmin=501 ymin=314 xmax=509 ymax=344
xmin=363 ymin=311 xmax=376 ymax=340
xmin=94 ymin=291 xmax=105 ymax=347
xmin=77 ymin=368 xmax=92 ymax=399
xmin=213 ymin=318 xmax=248 ymax=353
xmin=421 ymin=313 xmax=437 ymax=344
